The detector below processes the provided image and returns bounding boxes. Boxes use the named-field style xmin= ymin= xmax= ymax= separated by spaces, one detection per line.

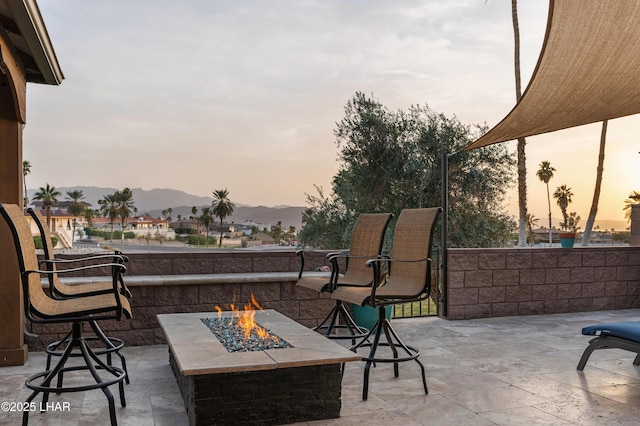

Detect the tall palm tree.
xmin=511 ymin=0 xmax=528 ymax=247
xmin=553 ymin=185 xmax=574 ymax=231
xmin=525 ymin=213 xmax=539 ymax=246
xmin=582 ymin=120 xmax=608 ymax=246
xmin=98 ymin=193 xmax=119 ymax=241
xmin=536 ymin=161 xmax=555 ymax=244
xmin=116 ymin=188 xmax=135 ymax=241
xmin=22 ymin=160 xmax=31 ymax=211
xmin=212 ymin=189 xmax=235 ymax=248
xmin=32 ymin=183 xmax=61 ymax=228
xmin=623 ymin=191 xmax=640 ymax=222
xmin=65 ymin=189 xmax=86 ymax=244
xmin=191 ymin=206 xmax=199 ymax=240
xmin=199 ymin=207 xmax=214 ymax=247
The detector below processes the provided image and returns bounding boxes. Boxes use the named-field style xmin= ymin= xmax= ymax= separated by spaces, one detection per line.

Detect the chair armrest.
xmin=364 ymin=257 xmax=432 ymax=305
xmin=43 ymin=251 xmax=128 ymax=264
xmin=296 ymin=249 xmax=341 ymax=279
xmin=25 ymin=262 xmax=127 ymax=299
xmin=26 ymin=262 xmax=127 ymax=277
xmin=23 ymin=263 xmax=127 ymax=319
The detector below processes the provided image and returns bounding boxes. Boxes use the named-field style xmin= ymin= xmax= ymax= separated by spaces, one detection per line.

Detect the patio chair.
xmin=296 ymin=213 xmax=392 ymax=340
xmin=577 ymin=321 xmax=640 ymax=370
xmin=27 ymin=207 xmax=131 ymax=383
xmin=0 ymin=203 xmax=131 ymax=426
xmin=332 ymin=207 xmax=441 ymax=400
xmin=27 ymin=207 xmax=131 ymax=299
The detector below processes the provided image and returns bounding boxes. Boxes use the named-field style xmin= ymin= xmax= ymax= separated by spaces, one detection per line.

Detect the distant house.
xmin=26 ymin=207 xmax=76 ymax=248
xmin=253 ymin=232 xmax=275 ymax=245
xmin=92 ymin=215 xmax=174 ymax=239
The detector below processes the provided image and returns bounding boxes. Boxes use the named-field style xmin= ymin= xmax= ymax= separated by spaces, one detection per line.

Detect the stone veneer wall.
xmin=27 ymin=246 xmax=640 ymax=349
xmin=446 ymin=246 xmax=640 ymax=320
xmin=27 ymin=250 xmax=336 ymax=351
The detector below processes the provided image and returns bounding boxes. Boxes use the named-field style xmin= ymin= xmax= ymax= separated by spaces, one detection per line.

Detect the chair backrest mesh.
xmin=0 ymin=204 xmax=50 ymax=313
xmin=384 ymin=208 xmax=441 ymax=297
xmin=28 ymin=208 xmax=55 ymax=261
xmin=340 ymin=213 xmax=392 ymax=285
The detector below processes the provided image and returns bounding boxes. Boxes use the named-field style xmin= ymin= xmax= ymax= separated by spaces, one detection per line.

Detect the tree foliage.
xmin=623 ymin=191 xmax=640 ymax=222
xmin=300 ymin=92 xmax=516 ymax=249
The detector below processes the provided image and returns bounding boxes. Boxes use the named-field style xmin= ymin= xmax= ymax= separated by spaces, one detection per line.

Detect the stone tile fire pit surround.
xmin=157 ymin=310 xmax=361 ymax=425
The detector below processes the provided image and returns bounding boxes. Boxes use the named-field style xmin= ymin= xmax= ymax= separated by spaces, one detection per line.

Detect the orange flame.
xmin=217 ymin=293 xmax=273 ymax=341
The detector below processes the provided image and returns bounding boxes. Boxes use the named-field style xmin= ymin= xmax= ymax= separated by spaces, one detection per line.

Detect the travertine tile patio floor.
xmin=2 ymin=309 xmax=640 ymax=425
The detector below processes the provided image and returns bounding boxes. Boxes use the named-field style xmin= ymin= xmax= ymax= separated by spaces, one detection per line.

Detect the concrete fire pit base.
xmin=158 ymin=310 xmax=361 ymax=426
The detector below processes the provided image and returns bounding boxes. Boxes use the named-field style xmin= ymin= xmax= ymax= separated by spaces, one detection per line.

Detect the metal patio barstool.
xmin=1 ymin=203 xmax=132 ymax=426
xmin=332 ymin=207 xmax=441 ymax=400
xmin=297 ymin=213 xmax=392 ymax=342
xmin=28 ymin=207 xmax=131 ymax=384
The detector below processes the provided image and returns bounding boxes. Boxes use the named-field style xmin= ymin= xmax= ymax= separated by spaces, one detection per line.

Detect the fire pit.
xmin=157 ymin=309 xmax=361 ymax=426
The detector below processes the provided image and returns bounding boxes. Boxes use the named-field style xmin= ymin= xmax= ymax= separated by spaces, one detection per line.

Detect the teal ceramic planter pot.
xmin=559 ymin=232 xmax=576 ymax=248
xmin=352 ymin=304 xmax=392 ymax=330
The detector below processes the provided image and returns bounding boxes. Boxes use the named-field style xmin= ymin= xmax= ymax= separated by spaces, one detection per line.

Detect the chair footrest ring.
xmin=26 ymin=365 xmax=126 ymax=394
xmin=314 ymin=324 xmax=370 ymax=340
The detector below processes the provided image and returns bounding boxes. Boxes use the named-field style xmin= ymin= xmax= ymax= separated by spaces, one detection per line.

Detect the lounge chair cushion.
xmin=582 ymin=321 xmax=640 ymax=343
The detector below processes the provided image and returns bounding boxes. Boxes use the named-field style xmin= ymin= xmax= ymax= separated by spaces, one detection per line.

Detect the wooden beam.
xmin=0 ymin=26 xmax=26 ymax=123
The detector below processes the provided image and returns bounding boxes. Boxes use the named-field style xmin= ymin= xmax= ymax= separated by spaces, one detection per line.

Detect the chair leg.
xmin=46 ymin=321 xmax=129 ymax=387
xmin=350 ymin=306 xmax=428 ymax=400
xmin=24 ymin=322 xmax=126 ymax=426
xmin=89 ymin=321 xmax=130 ymax=384
xmin=315 ymin=300 xmax=369 ymax=342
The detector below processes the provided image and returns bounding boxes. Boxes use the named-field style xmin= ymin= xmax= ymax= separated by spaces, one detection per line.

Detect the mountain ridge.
xmin=27 ymin=186 xmax=305 ymax=229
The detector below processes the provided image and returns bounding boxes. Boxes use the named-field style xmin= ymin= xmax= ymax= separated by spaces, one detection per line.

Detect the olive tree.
xmin=300 ymin=92 xmax=516 ymax=249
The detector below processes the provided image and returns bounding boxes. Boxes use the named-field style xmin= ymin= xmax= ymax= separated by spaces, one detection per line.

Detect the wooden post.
xmin=0 ymin=28 xmax=28 ymax=366
xmin=0 ymin=118 xmax=27 ymax=366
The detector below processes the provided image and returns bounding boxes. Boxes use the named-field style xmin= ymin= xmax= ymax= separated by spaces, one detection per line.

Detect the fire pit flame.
xmin=205 ymin=293 xmax=291 ymax=352
xmin=216 ymin=293 xmax=276 ymax=342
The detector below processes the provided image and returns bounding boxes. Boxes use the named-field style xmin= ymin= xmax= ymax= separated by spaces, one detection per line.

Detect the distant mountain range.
xmin=27 ymin=186 xmax=306 ymax=229
xmin=27 ymin=186 xmax=628 ymax=232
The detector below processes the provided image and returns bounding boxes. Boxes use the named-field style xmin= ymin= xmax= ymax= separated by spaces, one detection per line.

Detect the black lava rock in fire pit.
xmin=201 ymin=317 xmax=292 ymax=353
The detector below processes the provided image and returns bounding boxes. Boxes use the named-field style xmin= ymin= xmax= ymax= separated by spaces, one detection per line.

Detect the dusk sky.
xmin=24 ymin=1 xmax=640 ymax=225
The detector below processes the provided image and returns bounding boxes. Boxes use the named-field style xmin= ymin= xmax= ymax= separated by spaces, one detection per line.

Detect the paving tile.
xmin=2 ymin=309 xmax=640 ymax=425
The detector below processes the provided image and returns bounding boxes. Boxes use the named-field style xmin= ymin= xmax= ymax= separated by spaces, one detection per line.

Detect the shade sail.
xmin=464 ymin=0 xmax=640 ymax=151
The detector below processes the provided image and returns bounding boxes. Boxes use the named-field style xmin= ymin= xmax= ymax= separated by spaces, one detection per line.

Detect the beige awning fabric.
xmin=464 ymin=0 xmax=640 ymax=151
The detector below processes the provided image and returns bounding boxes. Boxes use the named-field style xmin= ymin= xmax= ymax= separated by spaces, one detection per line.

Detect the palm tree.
xmin=32 ymin=183 xmax=61 ymax=228
xmin=536 ymin=161 xmax=555 ymax=244
xmin=525 ymin=213 xmax=539 ymax=246
xmin=84 ymin=208 xmax=97 ymax=228
xmin=199 ymin=207 xmax=214 ymax=247
xmin=65 ymin=190 xmax=86 ymax=244
xmin=553 ymin=185 xmax=574 ymax=231
xmin=581 ymin=121 xmax=608 ymax=246
xmin=623 ymin=191 xmax=640 ymax=222
xmin=166 ymin=207 xmax=173 ymax=222
xmin=212 ymin=189 xmax=235 ymax=248
xmin=116 ymin=188 xmax=135 ymax=241
xmin=98 ymin=193 xmax=119 ymax=241
xmin=22 ymin=160 xmax=31 ymax=211
xmin=511 ymin=0 xmax=528 ymax=247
